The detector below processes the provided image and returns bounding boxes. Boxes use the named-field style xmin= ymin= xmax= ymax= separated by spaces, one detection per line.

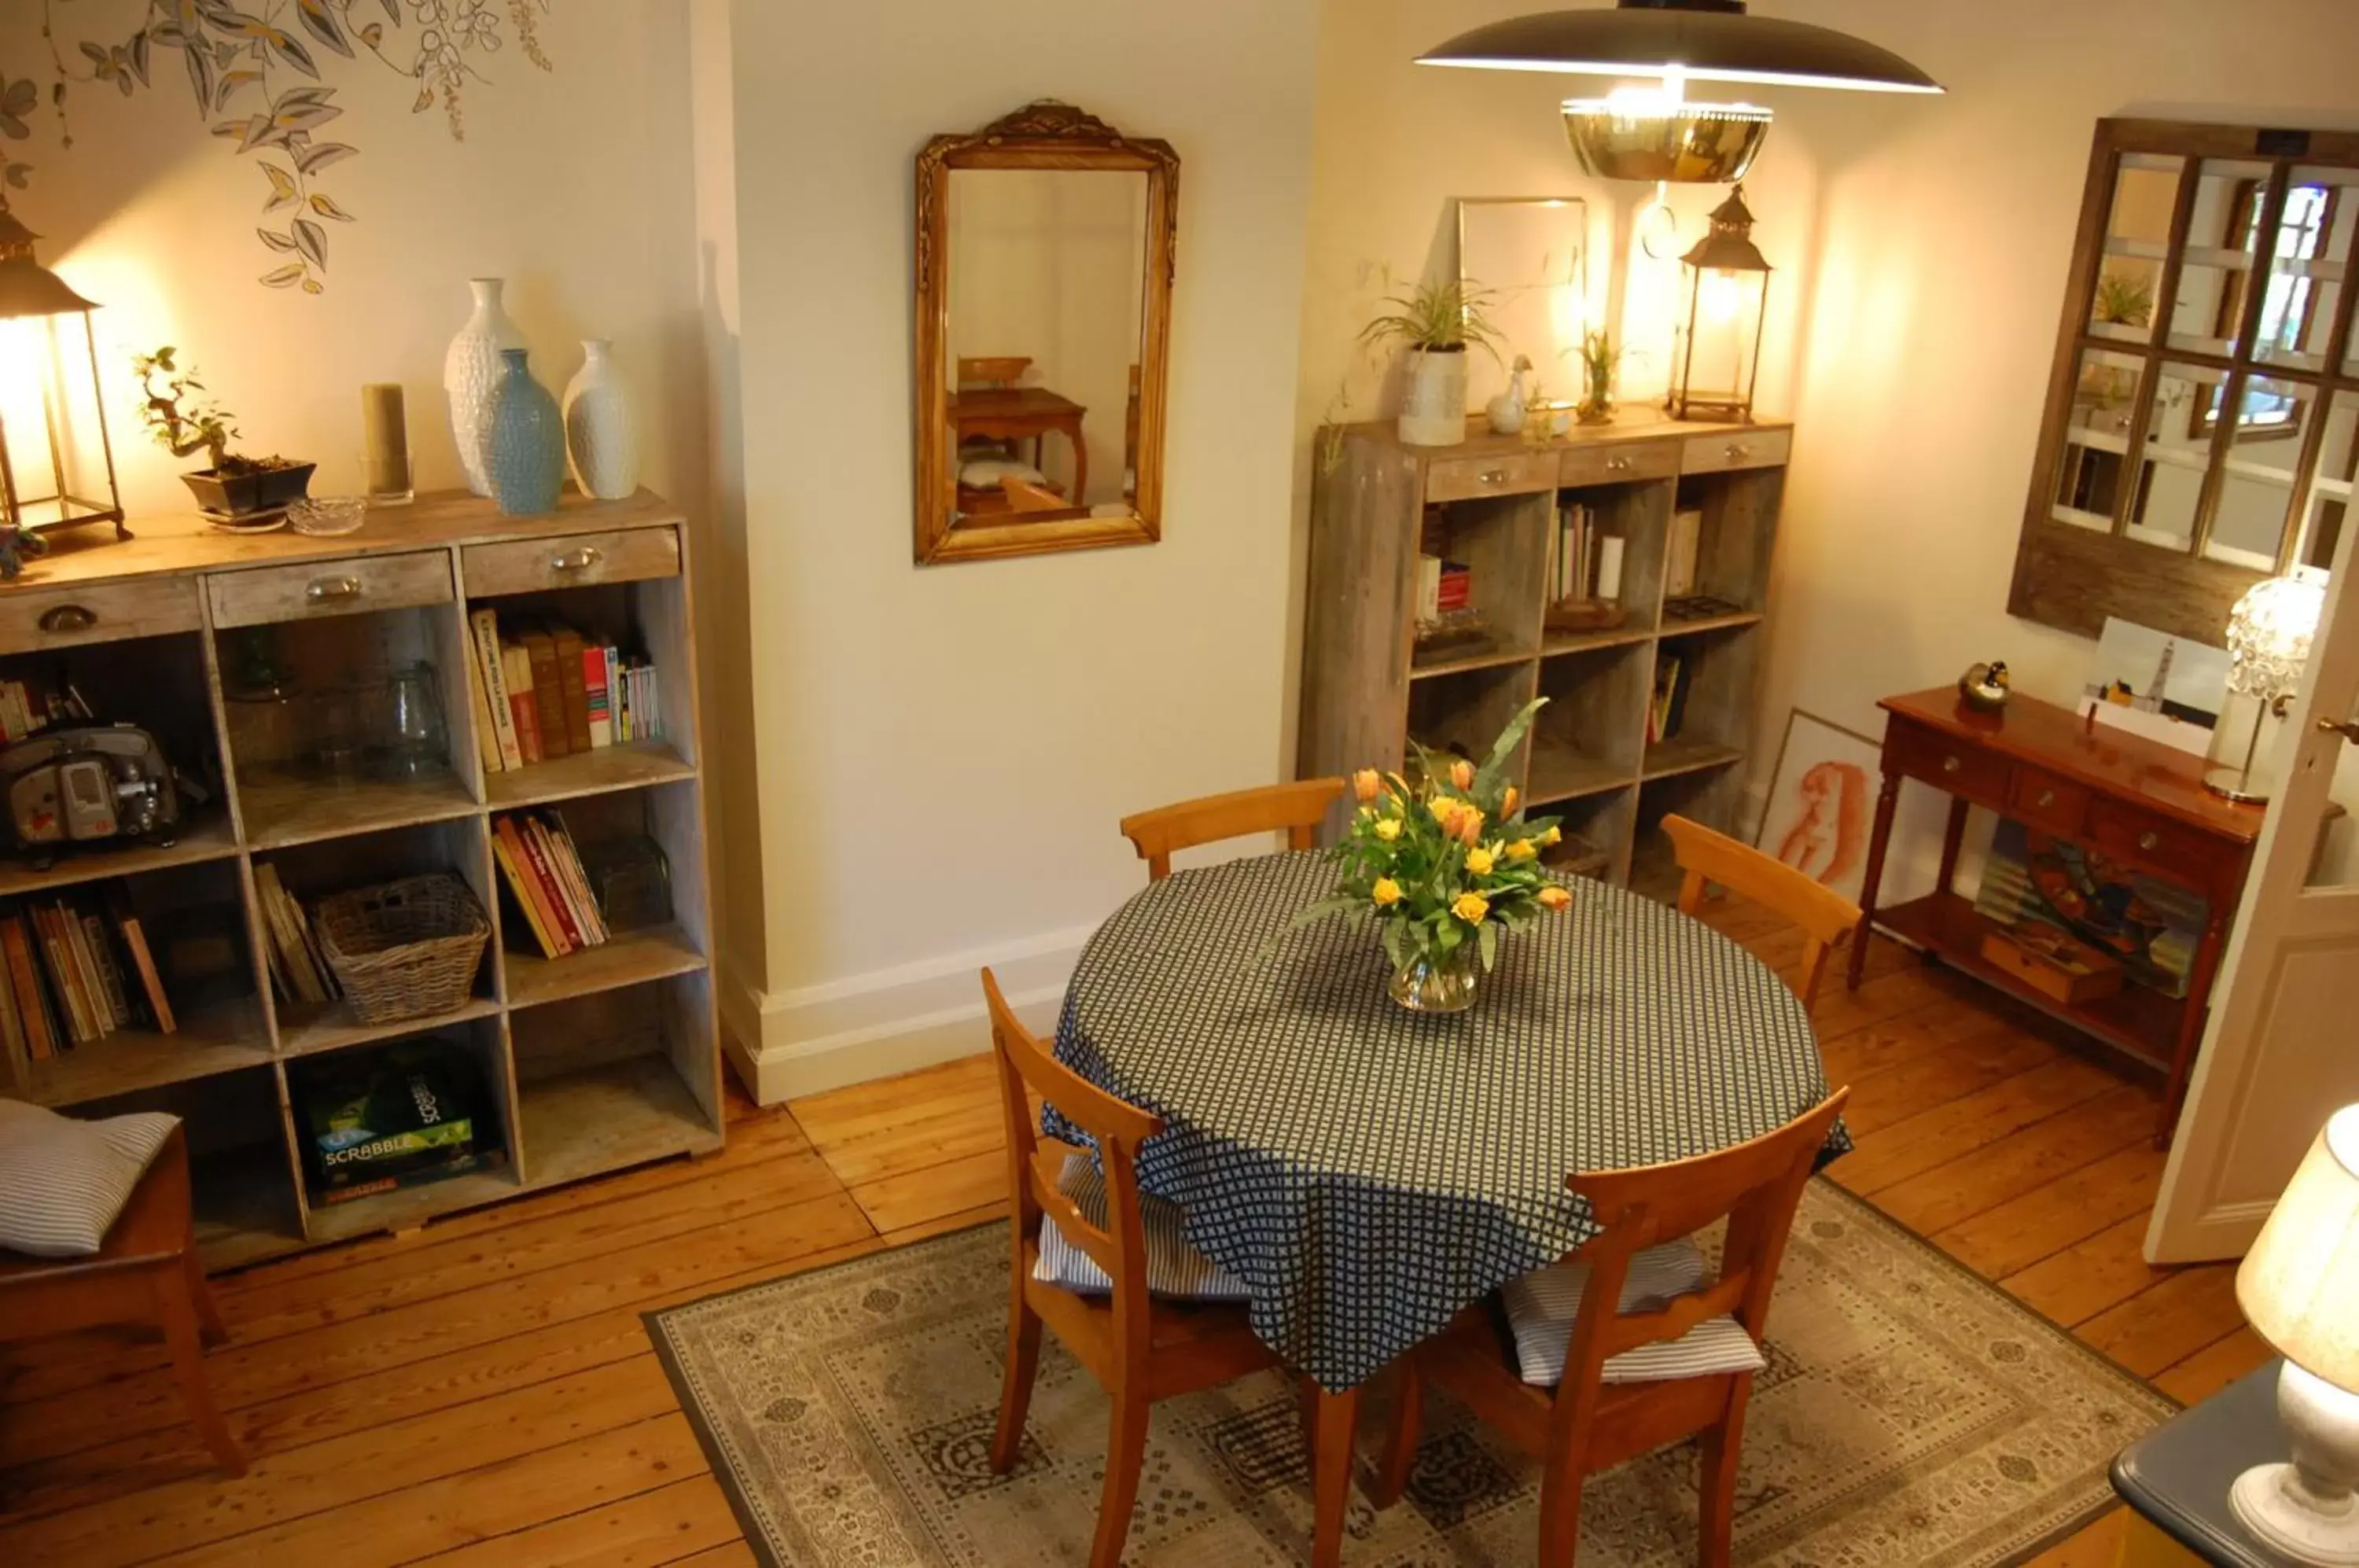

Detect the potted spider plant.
xmin=134 ymin=347 xmax=315 ymax=521
xmin=1360 ymin=279 xmax=1503 ymax=447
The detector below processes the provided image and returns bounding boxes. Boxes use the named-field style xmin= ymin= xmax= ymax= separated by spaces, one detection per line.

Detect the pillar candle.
xmin=1596 ymin=534 xmax=1625 ymax=601
xmin=361 ymin=383 xmax=409 ymax=496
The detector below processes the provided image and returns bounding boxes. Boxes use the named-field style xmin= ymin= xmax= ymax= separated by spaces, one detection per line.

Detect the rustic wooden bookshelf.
xmin=1301 ymin=414 xmax=1792 ymax=898
xmin=0 ymin=490 xmax=721 ymax=1272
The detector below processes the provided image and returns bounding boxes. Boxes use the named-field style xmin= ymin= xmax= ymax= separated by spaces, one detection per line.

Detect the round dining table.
xmin=1047 ymin=851 xmax=1848 ymax=1566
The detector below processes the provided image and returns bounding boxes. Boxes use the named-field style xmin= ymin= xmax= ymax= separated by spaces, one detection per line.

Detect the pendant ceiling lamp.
xmin=1419 ymin=0 xmax=1941 ymax=182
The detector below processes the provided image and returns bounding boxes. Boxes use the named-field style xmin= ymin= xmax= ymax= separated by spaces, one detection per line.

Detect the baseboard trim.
xmin=720 ymin=929 xmax=1084 ymax=1103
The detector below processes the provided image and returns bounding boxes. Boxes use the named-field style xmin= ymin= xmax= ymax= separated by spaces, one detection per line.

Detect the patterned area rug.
xmin=647 ymin=1180 xmax=2172 ymax=1566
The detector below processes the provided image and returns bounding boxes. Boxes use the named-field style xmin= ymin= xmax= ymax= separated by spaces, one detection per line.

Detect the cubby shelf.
xmin=1302 ymin=414 xmax=1790 ymax=893
xmin=0 ymin=815 xmax=243 ymax=900
xmin=0 ymin=489 xmax=722 ymax=1269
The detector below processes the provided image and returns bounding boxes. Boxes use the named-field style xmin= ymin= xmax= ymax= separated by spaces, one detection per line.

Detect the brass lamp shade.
xmin=0 ymin=197 xmax=127 ymax=540
xmin=1562 ymin=98 xmax=1771 ymax=183
xmin=1420 ymin=1 xmax=1942 ymax=95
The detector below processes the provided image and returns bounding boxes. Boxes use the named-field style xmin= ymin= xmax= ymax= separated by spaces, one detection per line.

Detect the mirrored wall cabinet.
xmin=2014 ymin=120 xmax=2359 ymax=641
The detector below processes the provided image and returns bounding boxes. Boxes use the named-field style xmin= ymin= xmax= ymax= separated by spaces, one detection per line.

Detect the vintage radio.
xmin=2 ymin=723 xmax=180 ymax=859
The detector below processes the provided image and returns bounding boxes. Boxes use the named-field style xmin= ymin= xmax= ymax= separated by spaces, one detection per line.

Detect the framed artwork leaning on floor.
xmin=1755 ymin=710 xmax=1882 ymax=904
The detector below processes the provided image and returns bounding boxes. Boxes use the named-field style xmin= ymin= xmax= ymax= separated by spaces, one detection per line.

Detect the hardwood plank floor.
xmin=0 ymin=911 xmax=2247 ymax=1564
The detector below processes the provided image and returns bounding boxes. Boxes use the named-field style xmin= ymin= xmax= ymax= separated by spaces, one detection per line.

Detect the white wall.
xmin=0 ymin=2 xmax=705 ymax=521
xmin=712 ymin=0 xmax=1322 ymax=1096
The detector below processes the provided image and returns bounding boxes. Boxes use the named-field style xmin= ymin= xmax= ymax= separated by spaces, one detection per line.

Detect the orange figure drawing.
xmin=1776 ymin=760 xmax=1869 ymax=888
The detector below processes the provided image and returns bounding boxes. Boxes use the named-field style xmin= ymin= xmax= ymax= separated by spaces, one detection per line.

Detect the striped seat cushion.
xmin=1034 ymin=1153 xmax=1252 ymax=1301
xmin=0 ymin=1099 xmax=180 ymax=1259
xmin=1501 ymin=1238 xmax=1767 ymax=1387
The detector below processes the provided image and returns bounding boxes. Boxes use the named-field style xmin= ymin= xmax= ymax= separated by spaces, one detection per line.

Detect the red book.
xmin=517 ymin=819 xmax=583 ymax=951
xmin=2 ymin=915 xmax=55 ymax=1061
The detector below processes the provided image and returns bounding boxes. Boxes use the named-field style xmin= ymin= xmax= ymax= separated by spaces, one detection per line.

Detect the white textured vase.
xmin=561 ymin=339 xmax=640 ymax=501
xmin=443 ymin=278 xmax=528 ymax=498
xmin=1399 ymin=346 xmax=1469 ymax=447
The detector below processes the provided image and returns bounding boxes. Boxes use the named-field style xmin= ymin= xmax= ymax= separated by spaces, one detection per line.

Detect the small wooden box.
xmin=1980 ymin=923 xmax=2125 ymax=1005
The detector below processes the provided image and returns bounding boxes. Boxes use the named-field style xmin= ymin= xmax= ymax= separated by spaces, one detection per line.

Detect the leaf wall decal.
xmin=291 ymin=215 xmax=326 ymax=269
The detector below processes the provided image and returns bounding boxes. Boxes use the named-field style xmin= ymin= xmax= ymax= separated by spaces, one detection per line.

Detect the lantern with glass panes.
xmin=1668 ymin=184 xmax=1771 ymax=423
xmin=0 ymin=196 xmax=127 ymax=542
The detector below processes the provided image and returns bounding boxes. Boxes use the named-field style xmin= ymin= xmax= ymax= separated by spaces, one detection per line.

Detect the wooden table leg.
xmin=1312 ymin=1383 xmax=1360 ymax=1568
xmin=1936 ymin=796 xmax=1970 ymax=900
xmin=2158 ymin=899 xmax=2232 ymax=1148
xmin=1849 ymin=769 xmax=1904 ymax=990
xmin=1065 ymin=416 xmax=1089 ymax=510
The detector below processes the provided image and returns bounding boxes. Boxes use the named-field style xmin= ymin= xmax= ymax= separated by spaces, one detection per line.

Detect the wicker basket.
xmin=315 ymin=874 xmax=491 ymax=1025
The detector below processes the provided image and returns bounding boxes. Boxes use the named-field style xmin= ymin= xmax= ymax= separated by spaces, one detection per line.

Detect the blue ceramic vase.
xmin=486 ymin=347 xmax=565 ymax=517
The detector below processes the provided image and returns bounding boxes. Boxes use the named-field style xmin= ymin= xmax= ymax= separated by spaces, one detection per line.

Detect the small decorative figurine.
xmin=1487 ymin=354 xmax=1532 ymax=436
xmin=1960 ymin=660 xmax=2011 ymax=711
xmin=0 ymin=525 xmax=49 ymax=580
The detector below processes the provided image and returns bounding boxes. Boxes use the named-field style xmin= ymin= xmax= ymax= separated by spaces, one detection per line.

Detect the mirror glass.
xmin=2090 ymin=154 xmax=2180 ymax=346
xmin=2129 ymin=359 xmax=2225 ymax=550
xmin=944 ymin=169 xmax=1150 ymax=525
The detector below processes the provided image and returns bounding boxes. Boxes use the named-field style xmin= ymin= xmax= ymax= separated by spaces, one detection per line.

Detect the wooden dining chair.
xmin=981 ymin=968 xmax=1280 ymax=1568
xmin=1371 ymin=1089 xmax=1849 ymax=1568
xmin=0 ymin=1125 xmax=245 ymax=1477
xmin=1662 ymin=814 xmax=1863 ymax=1007
xmin=1119 ymin=778 xmax=1345 ymax=882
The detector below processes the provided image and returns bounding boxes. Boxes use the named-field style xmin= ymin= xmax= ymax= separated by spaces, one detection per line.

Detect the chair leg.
xmin=1370 ymin=1360 xmax=1422 ymax=1509
xmin=989 ymin=1292 xmax=1043 ymax=1474
xmin=187 ymin=1253 xmax=228 ymax=1348
xmin=154 ymin=1265 xmax=244 ymax=1478
xmin=1536 ymin=1463 xmax=1588 ymax=1568
xmin=1088 ymin=1392 xmax=1152 ymax=1568
xmin=1697 ymin=1385 xmax=1752 ymax=1568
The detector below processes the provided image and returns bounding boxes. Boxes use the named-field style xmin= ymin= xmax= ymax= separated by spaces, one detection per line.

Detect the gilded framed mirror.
xmin=912 ymin=101 xmax=1180 ymax=565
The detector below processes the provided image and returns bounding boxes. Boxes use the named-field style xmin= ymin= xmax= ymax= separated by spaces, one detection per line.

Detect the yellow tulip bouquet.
xmin=1287 ymin=698 xmax=1573 ymax=1010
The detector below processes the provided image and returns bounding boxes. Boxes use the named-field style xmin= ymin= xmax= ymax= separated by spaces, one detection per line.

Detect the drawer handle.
xmin=36 ymin=604 xmax=95 ymax=634
xmin=1606 ymin=456 xmax=1632 ymax=473
xmin=1725 ymin=442 xmax=1753 ymax=461
xmin=1941 ymin=756 xmax=1962 ymax=775
xmin=2138 ymin=830 xmax=2160 ymax=852
xmin=551 ymin=545 xmax=605 ymax=572
xmin=2037 ymin=789 xmax=2057 ymax=809
xmin=305 ymin=576 xmax=362 ymax=604
xmin=1477 ymin=469 xmax=1508 ymax=487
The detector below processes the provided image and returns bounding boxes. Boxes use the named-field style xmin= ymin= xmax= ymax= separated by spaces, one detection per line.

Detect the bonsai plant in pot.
xmin=1360 ymin=279 xmax=1501 ymax=447
xmin=134 ymin=347 xmax=315 ymax=521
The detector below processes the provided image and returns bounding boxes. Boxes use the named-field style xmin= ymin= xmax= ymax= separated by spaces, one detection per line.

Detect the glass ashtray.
xmin=286 ymin=496 xmax=368 ymax=536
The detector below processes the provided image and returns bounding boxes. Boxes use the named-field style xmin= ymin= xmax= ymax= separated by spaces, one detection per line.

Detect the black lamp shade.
xmin=1419 ymin=2 xmax=1942 ymax=94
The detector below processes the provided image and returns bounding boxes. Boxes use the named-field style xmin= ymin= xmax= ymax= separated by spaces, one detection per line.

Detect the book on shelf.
xmin=521 ymin=628 xmax=572 ymax=763
xmin=461 ymin=614 xmax=506 ymax=777
xmin=469 ymin=609 xmax=526 ymax=771
xmin=491 ymin=808 xmax=613 ymax=960
xmin=107 ymin=888 xmax=175 ymax=1034
xmin=1648 ymin=655 xmax=1687 ymax=744
xmin=583 ymin=645 xmax=614 ymax=749
xmin=255 ymin=864 xmax=338 ymax=1009
xmin=1667 ymin=508 xmax=1705 ymax=598
xmin=2 ymin=913 xmax=57 ymax=1058
xmin=0 ymin=885 xmax=188 ymax=1048
xmin=552 ymin=627 xmax=594 ymax=755
xmin=461 ymin=609 xmax=659 ymax=771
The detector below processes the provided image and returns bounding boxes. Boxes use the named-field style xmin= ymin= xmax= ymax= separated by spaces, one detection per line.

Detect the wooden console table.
xmin=1849 ymin=687 xmax=2267 ymax=1143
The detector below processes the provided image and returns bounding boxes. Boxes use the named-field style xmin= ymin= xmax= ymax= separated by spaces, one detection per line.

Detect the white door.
xmin=2148 ymin=535 xmax=2359 ymax=1264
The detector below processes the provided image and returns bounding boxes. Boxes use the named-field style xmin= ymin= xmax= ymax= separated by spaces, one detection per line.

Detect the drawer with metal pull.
xmin=205 ymin=550 xmax=455 ymax=629
xmin=1680 ymin=428 xmax=1792 ymax=476
xmin=2008 ymin=766 xmax=2090 ymax=837
xmin=1883 ymin=717 xmax=2010 ymax=808
xmin=459 ymin=527 xmax=680 ymax=598
xmin=1424 ymin=452 xmax=1559 ymax=505
xmin=2085 ymin=798 xmax=2239 ymax=885
xmin=0 ymin=577 xmax=203 ymax=651
xmin=1559 ymin=440 xmax=1678 ymax=489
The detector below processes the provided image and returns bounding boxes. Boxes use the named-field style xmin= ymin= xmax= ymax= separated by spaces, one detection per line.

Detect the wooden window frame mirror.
xmin=2011 ymin=119 xmax=2359 ymax=642
xmin=912 ymin=101 xmax=1180 ymax=566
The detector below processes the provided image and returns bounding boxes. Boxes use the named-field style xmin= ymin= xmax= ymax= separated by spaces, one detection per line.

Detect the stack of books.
xmin=1415 ymin=555 xmax=1474 ymax=621
xmin=1647 ymin=655 xmax=1690 ymax=744
xmin=491 ymin=808 xmax=612 ymax=959
xmin=1546 ymin=504 xmax=1626 ymax=605
xmin=0 ymin=678 xmax=90 ymax=742
xmin=464 ymin=609 xmax=661 ymax=774
xmin=254 ymin=864 xmax=338 ymax=1008
xmin=0 ymin=885 xmax=177 ymax=1057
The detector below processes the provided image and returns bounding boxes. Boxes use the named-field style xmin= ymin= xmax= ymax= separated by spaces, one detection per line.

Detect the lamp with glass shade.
xmin=2207 ymin=572 xmax=2327 ymax=804
xmin=1667 ymin=184 xmax=1770 ymax=423
xmin=0 ymin=193 xmax=126 ymax=542
xmin=2233 ymin=1103 xmax=2359 ymax=1564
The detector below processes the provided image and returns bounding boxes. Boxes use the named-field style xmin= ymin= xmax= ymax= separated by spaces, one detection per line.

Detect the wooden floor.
xmin=0 ymin=896 xmax=2265 ymax=1566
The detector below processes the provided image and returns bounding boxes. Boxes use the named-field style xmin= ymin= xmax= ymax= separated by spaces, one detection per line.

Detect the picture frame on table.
xmin=1754 ymin=710 xmax=1882 ymax=904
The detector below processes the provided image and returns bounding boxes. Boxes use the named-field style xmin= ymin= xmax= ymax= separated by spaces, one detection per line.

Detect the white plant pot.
xmin=1399 ymin=347 xmax=1469 ymax=447
xmin=561 ymin=339 xmax=641 ymax=501
xmin=443 ymin=278 xmax=528 ymax=498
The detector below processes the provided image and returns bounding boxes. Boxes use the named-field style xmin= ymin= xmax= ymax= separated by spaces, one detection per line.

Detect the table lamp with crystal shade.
xmin=2233 ymin=1103 xmax=2359 ymax=1563
xmin=2208 ymin=572 xmax=2328 ymax=804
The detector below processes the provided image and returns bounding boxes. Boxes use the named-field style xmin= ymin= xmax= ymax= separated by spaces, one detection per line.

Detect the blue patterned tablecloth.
xmin=1047 ymin=852 xmax=1847 ymax=1391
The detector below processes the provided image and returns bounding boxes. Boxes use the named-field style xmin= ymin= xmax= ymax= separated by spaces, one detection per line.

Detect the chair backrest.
xmin=1554 ymin=1089 xmax=1849 ymax=1399
xmin=1119 ymin=778 xmax=1346 ymax=882
xmin=981 ymin=967 xmax=1162 ymax=1320
xmin=1662 ymin=814 xmax=1863 ymax=1007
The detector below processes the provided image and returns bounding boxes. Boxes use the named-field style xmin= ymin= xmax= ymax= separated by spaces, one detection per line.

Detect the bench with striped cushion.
xmin=0 ymin=1099 xmax=182 ymax=1259
xmin=1033 ymin=1152 xmax=1251 ymax=1301
xmin=1500 ymin=1238 xmax=1767 ymax=1387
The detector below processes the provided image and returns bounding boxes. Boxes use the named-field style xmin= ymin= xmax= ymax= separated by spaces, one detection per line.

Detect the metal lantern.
xmin=0 ymin=196 xmax=126 ymax=539
xmin=1668 ymin=183 xmax=1772 ymax=423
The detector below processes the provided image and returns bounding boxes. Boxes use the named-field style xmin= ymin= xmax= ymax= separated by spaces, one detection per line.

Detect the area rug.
xmin=646 ymin=1180 xmax=2173 ymax=1566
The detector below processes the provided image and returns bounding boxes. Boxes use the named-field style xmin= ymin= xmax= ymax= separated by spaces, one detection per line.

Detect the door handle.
xmin=2320 ymin=717 xmax=2359 ymax=745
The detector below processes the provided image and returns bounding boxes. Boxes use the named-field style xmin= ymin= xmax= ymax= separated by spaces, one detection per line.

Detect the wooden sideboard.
xmin=1849 ymin=688 xmax=2269 ymax=1143
xmin=0 ymin=490 xmax=720 ymax=1269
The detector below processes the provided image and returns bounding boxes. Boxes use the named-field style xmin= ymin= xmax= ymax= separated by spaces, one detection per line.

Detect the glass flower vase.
xmin=1389 ymin=944 xmax=1481 ymax=1014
